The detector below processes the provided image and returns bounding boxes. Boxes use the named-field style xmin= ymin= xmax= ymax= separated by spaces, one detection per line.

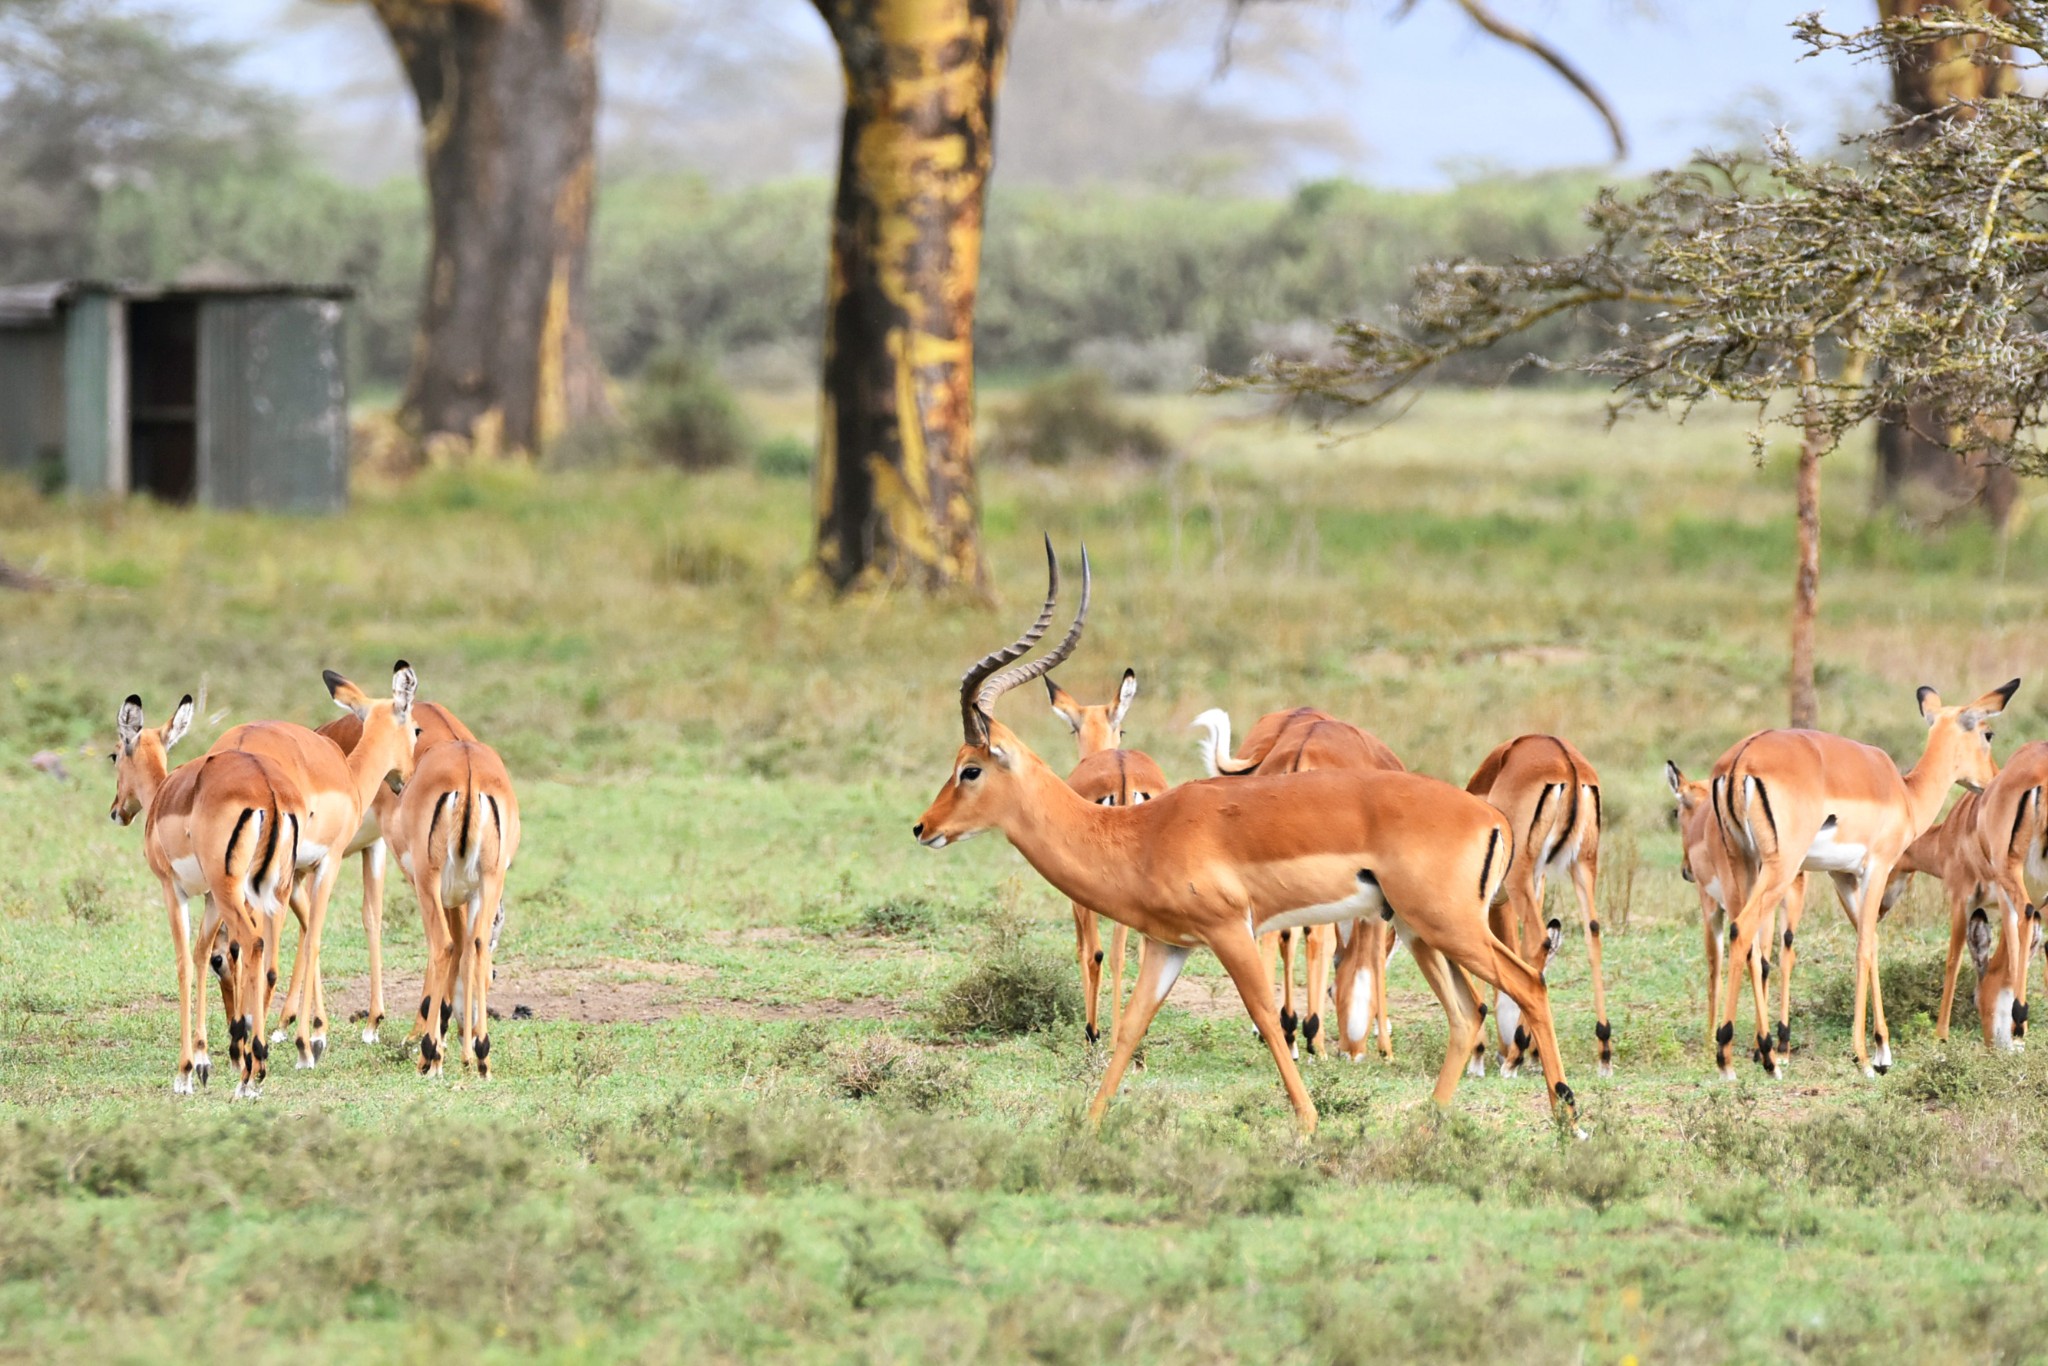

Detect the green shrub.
xmin=931 ymin=917 xmax=1081 ymax=1037
xmin=986 ymin=372 xmax=1171 ymax=467
xmin=755 ymin=433 xmax=813 ymax=480
xmin=858 ymin=899 xmax=938 ymax=938
xmin=632 ymin=348 xmax=751 ymax=471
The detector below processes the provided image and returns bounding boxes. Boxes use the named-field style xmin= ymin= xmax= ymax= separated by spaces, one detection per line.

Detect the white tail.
xmin=1191 ymin=708 xmax=1234 ymax=778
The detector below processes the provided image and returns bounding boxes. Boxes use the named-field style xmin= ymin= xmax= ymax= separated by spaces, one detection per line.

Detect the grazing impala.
xmin=1192 ymin=706 xmax=1406 ymax=1061
xmin=915 ymin=542 xmax=1580 ymax=1133
xmin=1047 ymin=670 xmax=1169 ymax=1043
xmin=1468 ymin=736 xmax=1609 ymax=1075
xmin=387 ymin=738 xmax=522 ymax=1078
xmin=211 ymin=664 xmax=418 ymax=1067
xmin=1668 ymin=761 xmax=1803 ymax=1053
xmin=111 ymin=695 xmax=307 ymax=1097
xmin=1710 ymin=680 xmax=2017 ymax=1078
xmin=299 ymin=700 xmax=476 ymax=1045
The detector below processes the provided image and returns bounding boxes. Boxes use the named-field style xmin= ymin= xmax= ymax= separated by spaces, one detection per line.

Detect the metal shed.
xmin=0 ymin=281 xmax=350 ymax=512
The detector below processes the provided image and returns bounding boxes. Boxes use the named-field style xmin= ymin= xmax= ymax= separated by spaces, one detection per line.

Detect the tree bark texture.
xmin=1791 ymin=347 xmax=1824 ymax=731
xmin=372 ymin=0 xmax=611 ymax=458
xmin=1872 ymin=0 xmax=2020 ymax=525
xmin=806 ymin=0 xmax=1016 ymax=597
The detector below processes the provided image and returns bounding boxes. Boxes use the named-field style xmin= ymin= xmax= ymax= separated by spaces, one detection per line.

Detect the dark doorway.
xmin=127 ymin=299 xmax=198 ymax=503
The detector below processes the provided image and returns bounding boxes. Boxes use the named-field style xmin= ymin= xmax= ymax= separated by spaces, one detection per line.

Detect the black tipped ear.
xmin=1968 ymin=909 xmax=1995 ymax=976
xmin=393 ymin=658 xmax=411 ymax=674
xmin=1664 ymin=760 xmax=1683 ymax=798
xmin=322 ymin=669 xmax=346 ymax=697
xmin=1996 ymin=678 xmax=2022 ymax=708
xmin=117 ymin=696 xmax=146 ymax=753
xmin=1918 ymin=686 xmax=1941 ymax=724
xmin=164 ymin=695 xmax=195 ymax=748
xmin=1043 ymin=675 xmax=1060 ymax=703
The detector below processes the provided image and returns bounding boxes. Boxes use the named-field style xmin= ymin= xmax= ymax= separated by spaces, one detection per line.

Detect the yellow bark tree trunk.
xmin=805 ymin=0 xmax=1016 ymax=597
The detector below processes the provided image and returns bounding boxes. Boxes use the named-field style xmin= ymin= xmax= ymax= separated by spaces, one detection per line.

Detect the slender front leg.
xmin=1088 ymin=936 xmax=1192 ymax=1126
xmin=294 ymin=860 xmax=340 ymax=1067
xmin=1848 ymin=872 xmax=1880 ymax=1076
xmin=160 ymin=880 xmax=197 ymax=1093
xmin=273 ymin=883 xmax=310 ymax=1044
xmin=1302 ymin=924 xmax=1332 ymax=1058
xmin=1105 ymin=919 xmax=1128 ymax=1042
xmin=472 ymin=873 xmax=504 ymax=1078
xmin=1072 ymin=900 xmax=1104 ymax=1044
xmin=1936 ymin=885 xmax=1971 ymax=1041
xmin=1773 ymin=872 xmax=1808 ymax=1061
xmin=1571 ymin=849 xmax=1612 ymax=1076
xmin=1276 ymin=928 xmax=1300 ymax=1056
xmin=1331 ymin=919 xmax=1371 ymax=1061
xmin=1211 ymin=927 xmax=1318 ymax=1132
xmin=1699 ymin=895 xmax=1724 ymax=1052
xmin=362 ymin=840 xmax=389 ymax=1043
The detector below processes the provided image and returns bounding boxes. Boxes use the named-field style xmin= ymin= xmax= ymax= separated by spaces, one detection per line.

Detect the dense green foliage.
xmin=7 ymin=391 xmax=2048 ymax=1355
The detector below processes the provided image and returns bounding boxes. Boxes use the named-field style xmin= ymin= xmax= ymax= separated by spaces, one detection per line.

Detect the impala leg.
xmin=1572 ymin=848 xmax=1612 ymax=1076
xmin=1936 ymin=885 xmax=1970 ymax=1042
xmin=1995 ymin=875 xmax=2031 ymax=1048
xmin=1302 ymin=924 xmax=1331 ymax=1058
xmin=1088 ymin=936 xmax=1192 ymax=1126
xmin=193 ymin=896 xmax=226 ymax=1088
xmin=472 ymin=871 xmax=504 ymax=1078
xmin=1380 ymin=927 xmax=1400 ymax=1063
xmin=1073 ymin=900 xmax=1104 ymax=1044
xmin=161 ymin=880 xmax=197 ymax=1094
xmin=413 ymin=875 xmax=458 ymax=1079
xmin=1492 ymin=888 xmax=1536 ymax=1075
xmin=273 ymin=882 xmax=310 ymax=1044
xmin=1211 ymin=927 xmax=1318 ymax=1131
xmin=1699 ymin=895 xmax=1725 ymax=1053
xmin=1106 ymin=918 xmax=1128 ymax=1042
xmin=458 ymin=893 xmax=485 ymax=1067
xmin=1774 ymin=873 xmax=1808 ymax=1060
xmin=1401 ymin=937 xmax=1481 ymax=1109
xmin=1718 ymin=889 xmax=1781 ymax=1080
xmin=1443 ymin=920 xmax=1578 ymax=1128
xmin=1846 ymin=869 xmax=1882 ymax=1076
xmin=1331 ymin=919 xmax=1369 ymax=1061
xmin=295 ymin=861 xmax=340 ymax=1068
xmin=1276 ymin=928 xmax=1300 ymax=1056
xmin=362 ymin=840 xmax=389 ymax=1043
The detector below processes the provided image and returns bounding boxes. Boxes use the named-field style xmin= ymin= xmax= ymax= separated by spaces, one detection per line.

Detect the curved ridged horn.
xmin=977 ymin=544 xmax=1091 ymax=718
xmin=960 ymin=536 xmax=1061 ymax=744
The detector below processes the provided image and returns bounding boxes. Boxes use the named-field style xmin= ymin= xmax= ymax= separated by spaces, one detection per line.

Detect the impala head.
xmin=109 ymin=692 xmax=193 ymax=825
xmin=1967 ymin=905 xmax=2042 ymax=1047
xmin=325 ymin=661 xmax=419 ymax=792
xmin=1046 ymin=667 xmax=1136 ymax=758
xmin=915 ymin=539 xmax=1090 ymax=849
xmin=1917 ymin=678 xmax=2019 ymax=792
xmin=1664 ymin=760 xmax=1711 ymax=883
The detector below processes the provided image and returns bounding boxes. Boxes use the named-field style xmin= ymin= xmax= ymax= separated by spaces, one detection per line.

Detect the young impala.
xmin=111 ymin=694 xmax=307 ymax=1097
xmin=1192 ymin=706 xmax=1406 ymax=1061
xmin=387 ymin=737 xmax=522 ymax=1078
xmin=1467 ymin=736 xmax=1609 ymax=1076
xmin=914 ymin=542 xmax=1580 ymax=1134
xmin=211 ymin=664 xmax=418 ymax=1067
xmin=1047 ymin=670 xmax=1169 ymax=1043
xmin=1710 ymin=680 xmax=2017 ymax=1078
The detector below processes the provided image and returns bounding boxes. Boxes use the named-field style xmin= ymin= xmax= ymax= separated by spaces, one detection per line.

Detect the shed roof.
xmin=0 ymin=279 xmax=353 ymax=328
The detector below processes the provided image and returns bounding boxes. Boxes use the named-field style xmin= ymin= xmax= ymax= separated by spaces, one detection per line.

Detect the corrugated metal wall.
xmin=62 ymin=292 xmax=119 ymax=494
xmin=198 ymin=295 xmax=348 ymax=513
xmin=0 ymin=325 xmax=64 ymax=482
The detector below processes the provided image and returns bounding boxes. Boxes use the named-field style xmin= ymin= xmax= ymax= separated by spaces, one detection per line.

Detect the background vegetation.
xmin=5 ymin=389 xmax=2048 ymax=1357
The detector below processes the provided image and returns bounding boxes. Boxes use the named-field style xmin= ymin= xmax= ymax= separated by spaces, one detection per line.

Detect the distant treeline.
xmin=81 ymin=167 xmax=1618 ymax=392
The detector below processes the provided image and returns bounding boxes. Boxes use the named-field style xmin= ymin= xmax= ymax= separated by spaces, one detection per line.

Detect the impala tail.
xmin=1191 ymin=708 xmax=1261 ymax=776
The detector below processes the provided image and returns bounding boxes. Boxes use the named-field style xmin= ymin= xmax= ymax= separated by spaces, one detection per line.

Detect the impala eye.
xmin=960 ymin=765 xmax=982 ymax=782
xmin=1985 ymin=729 xmax=1996 ymax=742
xmin=1132 ymin=792 xmax=1150 ymax=804
xmin=1097 ymin=795 xmax=1115 ymax=806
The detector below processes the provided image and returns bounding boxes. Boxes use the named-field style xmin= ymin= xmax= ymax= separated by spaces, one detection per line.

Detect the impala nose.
xmin=912 ymin=822 xmax=925 ymax=840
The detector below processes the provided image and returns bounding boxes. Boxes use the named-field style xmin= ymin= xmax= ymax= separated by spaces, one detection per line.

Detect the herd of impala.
xmin=913 ymin=541 xmax=2036 ymax=1135
xmin=100 ymin=541 xmax=2042 ymax=1136
xmin=107 ymin=663 xmax=519 ymax=1098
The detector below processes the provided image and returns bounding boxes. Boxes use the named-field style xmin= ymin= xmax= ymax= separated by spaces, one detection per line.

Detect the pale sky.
xmin=185 ymin=1 xmax=1886 ymax=191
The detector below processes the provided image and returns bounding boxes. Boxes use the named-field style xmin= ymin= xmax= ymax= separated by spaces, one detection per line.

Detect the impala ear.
xmin=1962 ymin=677 xmax=2021 ymax=728
xmin=325 ymin=669 xmax=372 ymax=719
xmin=391 ymin=660 xmax=418 ymax=722
xmin=117 ymin=695 xmax=145 ymax=755
xmin=1664 ymin=760 xmax=1684 ymax=800
xmin=1045 ymin=677 xmax=1081 ymax=733
xmin=163 ymin=694 xmax=194 ymax=749
xmin=1968 ymin=909 xmax=1995 ymax=977
xmin=1111 ymin=668 xmax=1138 ymax=726
xmin=1918 ymin=686 xmax=1942 ymax=726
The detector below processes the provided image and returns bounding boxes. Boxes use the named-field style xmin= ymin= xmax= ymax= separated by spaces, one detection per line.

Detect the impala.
xmin=914 ymin=542 xmax=1580 ymax=1133
xmin=1468 ymin=736 xmax=1609 ymax=1076
xmin=1668 ymin=761 xmax=1802 ymax=1054
xmin=1047 ymin=669 xmax=1169 ymax=1043
xmin=388 ymin=737 xmax=522 ymax=1077
xmin=1710 ymin=680 xmax=2016 ymax=1078
xmin=298 ymin=699 xmax=476 ymax=1044
xmin=211 ymin=664 xmax=418 ymax=1067
xmin=111 ymin=694 xmax=307 ymax=1097
xmin=1192 ymin=705 xmax=1406 ymax=1061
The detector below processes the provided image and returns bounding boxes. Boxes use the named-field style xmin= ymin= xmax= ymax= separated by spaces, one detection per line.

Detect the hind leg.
xmin=1106 ymin=918 xmax=1128 ymax=1042
xmin=1401 ymin=936 xmax=1482 ymax=1109
xmin=361 ymin=840 xmax=389 ymax=1043
xmin=1774 ymin=873 xmax=1807 ymax=1060
xmin=1089 ymin=936 xmax=1193 ymax=1126
xmin=1073 ymin=901 xmax=1104 ymax=1044
xmin=1571 ymin=848 xmax=1612 ymax=1076
xmin=1301 ymin=924 xmax=1332 ymax=1058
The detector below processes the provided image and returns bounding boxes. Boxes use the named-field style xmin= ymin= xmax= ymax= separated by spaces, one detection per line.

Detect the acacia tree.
xmin=1242 ymin=6 xmax=2048 ymax=727
xmin=369 ymin=0 xmax=612 ymax=458
xmin=803 ymin=0 xmax=1626 ymax=597
xmin=1872 ymin=0 xmax=2021 ymax=523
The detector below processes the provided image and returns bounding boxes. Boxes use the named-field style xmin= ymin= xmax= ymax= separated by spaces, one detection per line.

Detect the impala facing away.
xmin=1192 ymin=706 xmax=1406 ymax=1061
xmin=1047 ymin=669 xmax=1168 ymax=1043
xmin=112 ymin=694 xmax=306 ymax=1097
xmin=211 ymin=664 xmax=419 ymax=1068
xmin=1668 ymin=760 xmax=1803 ymax=1053
xmin=387 ymin=737 xmax=522 ymax=1077
xmin=914 ymin=542 xmax=1580 ymax=1134
xmin=305 ymin=699 xmax=476 ymax=1044
xmin=1710 ymin=680 xmax=2017 ymax=1078
xmin=1468 ymin=736 xmax=1609 ymax=1075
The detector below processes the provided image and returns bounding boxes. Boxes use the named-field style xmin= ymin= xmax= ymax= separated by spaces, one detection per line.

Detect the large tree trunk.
xmin=1791 ymin=347 xmax=1824 ymax=730
xmin=372 ymin=0 xmax=611 ymax=458
xmin=1872 ymin=0 xmax=2019 ymax=526
xmin=805 ymin=0 xmax=1015 ymax=597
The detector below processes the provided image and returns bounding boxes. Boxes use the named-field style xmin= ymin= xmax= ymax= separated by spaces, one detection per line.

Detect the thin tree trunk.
xmin=1872 ymin=0 xmax=2019 ymax=526
xmin=805 ymin=0 xmax=1015 ymax=597
xmin=371 ymin=0 xmax=611 ymax=458
xmin=1791 ymin=346 xmax=1824 ymax=730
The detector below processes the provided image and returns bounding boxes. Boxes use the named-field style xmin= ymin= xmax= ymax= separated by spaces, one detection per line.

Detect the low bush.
xmin=633 ymin=348 xmax=752 ymax=471
xmin=986 ymin=372 xmax=1171 ymax=467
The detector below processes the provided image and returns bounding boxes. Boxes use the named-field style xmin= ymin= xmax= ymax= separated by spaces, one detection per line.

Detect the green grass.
xmin=6 ymin=388 xmax=2048 ymax=1360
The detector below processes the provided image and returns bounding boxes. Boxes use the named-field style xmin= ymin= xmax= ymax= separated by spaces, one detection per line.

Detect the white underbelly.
xmin=1801 ymin=821 xmax=1868 ymax=875
xmin=1258 ymin=873 xmax=1388 ymax=936
xmin=170 ymin=855 xmax=205 ymax=897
